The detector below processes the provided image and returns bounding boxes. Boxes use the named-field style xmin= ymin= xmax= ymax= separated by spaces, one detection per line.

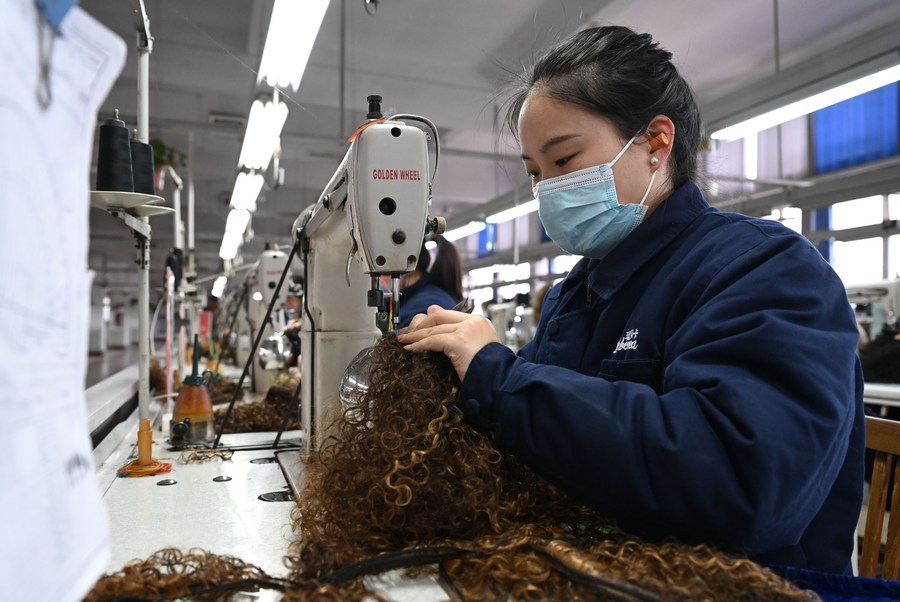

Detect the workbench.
xmin=92 ymin=365 xmax=447 ymax=601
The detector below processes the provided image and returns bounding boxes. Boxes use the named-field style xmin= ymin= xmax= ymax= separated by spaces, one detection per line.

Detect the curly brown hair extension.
xmin=87 ymin=336 xmax=818 ymax=601
xmin=213 ymin=384 xmax=299 ymax=433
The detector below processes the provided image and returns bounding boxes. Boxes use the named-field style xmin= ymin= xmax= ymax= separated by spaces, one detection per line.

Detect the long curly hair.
xmin=87 ymin=336 xmax=817 ymax=601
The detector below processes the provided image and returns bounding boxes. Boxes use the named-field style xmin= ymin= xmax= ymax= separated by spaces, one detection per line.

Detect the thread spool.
xmin=95 ymin=109 xmax=133 ymax=192
xmin=137 ymin=418 xmax=152 ymax=466
xmin=130 ymin=132 xmax=156 ymax=195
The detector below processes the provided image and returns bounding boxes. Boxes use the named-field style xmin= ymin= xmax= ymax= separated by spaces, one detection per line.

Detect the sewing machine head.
xmin=255 ymin=245 xmax=290 ymax=310
xmin=291 ymin=96 xmax=445 ymax=451
xmin=297 ymin=95 xmax=444 ymax=332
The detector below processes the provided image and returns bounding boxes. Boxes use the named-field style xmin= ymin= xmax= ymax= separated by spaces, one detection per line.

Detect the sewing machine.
xmin=293 ymin=97 xmax=444 ymax=450
xmin=245 ymin=246 xmax=291 ymax=391
xmin=487 ymin=300 xmax=536 ymax=353
xmin=846 ymin=277 xmax=900 ymax=342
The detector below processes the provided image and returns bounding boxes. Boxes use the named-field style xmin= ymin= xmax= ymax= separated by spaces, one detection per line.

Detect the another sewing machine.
xmin=293 ymin=96 xmax=444 ymax=450
xmin=245 ymin=246 xmax=291 ymax=392
xmin=847 ymin=277 xmax=900 ymax=342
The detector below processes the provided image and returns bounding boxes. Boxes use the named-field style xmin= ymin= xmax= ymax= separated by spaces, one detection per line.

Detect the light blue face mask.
xmin=533 ymin=135 xmax=657 ymax=259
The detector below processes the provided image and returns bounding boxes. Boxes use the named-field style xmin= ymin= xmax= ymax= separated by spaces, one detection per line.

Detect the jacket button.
xmin=547 ymin=320 xmax=559 ymax=335
xmin=460 ymin=398 xmax=480 ymax=418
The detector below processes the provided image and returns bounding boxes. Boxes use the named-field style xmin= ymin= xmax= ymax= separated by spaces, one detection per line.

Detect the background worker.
xmin=397 ymin=234 xmax=463 ymax=328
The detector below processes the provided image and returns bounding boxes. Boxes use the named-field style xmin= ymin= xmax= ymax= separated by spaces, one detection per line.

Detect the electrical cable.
xmin=299 ymin=219 xmax=317 ymax=444
xmin=272 ymin=368 xmax=302 ymax=448
xmin=316 ymin=541 xmax=661 ymax=602
xmin=221 ymin=280 xmax=249 ymax=345
xmin=213 ymin=242 xmax=298 ymax=448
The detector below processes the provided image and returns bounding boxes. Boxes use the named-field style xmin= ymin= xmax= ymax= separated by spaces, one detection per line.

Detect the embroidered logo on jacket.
xmin=614 ymin=329 xmax=639 ymax=353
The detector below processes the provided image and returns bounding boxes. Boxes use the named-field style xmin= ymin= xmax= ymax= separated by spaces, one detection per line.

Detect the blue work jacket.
xmin=458 ymin=181 xmax=864 ymax=574
xmin=398 ymin=277 xmax=457 ymax=329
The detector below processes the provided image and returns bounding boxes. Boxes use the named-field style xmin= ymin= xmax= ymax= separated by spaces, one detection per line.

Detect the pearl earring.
xmin=650 ymin=156 xmax=659 ymax=166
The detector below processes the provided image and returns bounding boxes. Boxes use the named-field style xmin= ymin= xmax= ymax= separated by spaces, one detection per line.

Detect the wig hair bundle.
xmin=88 ymin=336 xmax=817 ymax=601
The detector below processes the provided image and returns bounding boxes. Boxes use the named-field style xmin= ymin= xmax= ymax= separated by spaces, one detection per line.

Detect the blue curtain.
xmin=813 ymin=82 xmax=899 ymax=174
xmin=812 ymin=207 xmax=833 ymax=262
xmin=477 ymin=223 xmax=496 ymax=259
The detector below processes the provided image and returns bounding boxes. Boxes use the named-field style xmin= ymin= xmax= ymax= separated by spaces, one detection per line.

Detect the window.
xmin=832 ymin=238 xmax=884 ymax=285
xmin=758 ymin=116 xmax=810 ymax=179
xmin=467 ymin=265 xmax=496 ymax=288
xmin=762 ymin=207 xmax=803 ymax=234
xmin=469 ymin=287 xmax=495 ymax=314
xmin=497 ymin=283 xmax=530 ymax=301
xmin=889 ymin=234 xmax=900 ymax=279
xmin=831 ymin=196 xmax=884 ymax=230
xmin=550 ymin=254 xmax=581 ymax=274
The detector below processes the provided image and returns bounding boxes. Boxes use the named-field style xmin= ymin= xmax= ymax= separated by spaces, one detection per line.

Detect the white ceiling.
xmin=79 ymin=0 xmax=900 ymax=294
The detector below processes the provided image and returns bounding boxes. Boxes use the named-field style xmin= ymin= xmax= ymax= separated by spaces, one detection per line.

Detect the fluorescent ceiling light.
xmin=258 ymin=0 xmax=330 ymax=91
xmin=225 ymin=209 xmax=251 ymax=234
xmin=219 ymin=228 xmax=244 ymax=261
xmin=231 ymin=172 xmax=264 ymax=212
xmin=710 ymin=64 xmax=900 ymax=141
xmin=222 ymin=230 xmax=243 ymax=250
xmin=238 ymin=97 xmax=288 ymax=171
xmin=222 ymin=230 xmax=243 ymax=246
xmin=211 ymin=276 xmax=227 ymax=298
xmin=485 ymin=199 xmax=539 ymax=224
xmin=219 ymin=238 xmax=239 ymax=261
xmin=444 ymin=221 xmax=486 ymax=242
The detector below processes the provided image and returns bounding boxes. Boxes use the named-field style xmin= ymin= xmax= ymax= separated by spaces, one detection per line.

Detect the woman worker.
xmin=399 ymin=25 xmax=863 ymax=575
xmin=397 ymin=234 xmax=463 ymax=328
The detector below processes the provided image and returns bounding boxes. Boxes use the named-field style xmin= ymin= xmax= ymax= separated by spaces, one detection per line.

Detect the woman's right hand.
xmin=397 ymin=305 xmax=500 ymax=381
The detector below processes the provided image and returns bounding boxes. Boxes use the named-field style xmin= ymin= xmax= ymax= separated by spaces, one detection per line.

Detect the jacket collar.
xmin=555 ymin=181 xmax=713 ymax=302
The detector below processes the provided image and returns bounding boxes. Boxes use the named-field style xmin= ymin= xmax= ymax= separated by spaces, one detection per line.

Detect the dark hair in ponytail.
xmin=505 ymin=25 xmax=701 ymax=188
xmin=417 ymin=235 xmax=463 ymax=302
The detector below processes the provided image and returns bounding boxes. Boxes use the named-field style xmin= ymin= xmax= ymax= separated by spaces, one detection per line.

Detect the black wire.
xmin=222 ymin=281 xmax=249 ymax=342
xmin=272 ymin=363 xmax=302 ymax=447
xmin=318 ymin=542 xmax=660 ymax=602
xmin=213 ymin=242 xmax=298 ymax=448
xmin=438 ymin=562 xmax=467 ymax=602
xmin=525 ymin=542 xmax=660 ymax=602
xmin=270 ymin=249 xmax=302 ymax=448
xmin=300 ymin=224 xmax=317 ymax=445
xmin=320 ymin=546 xmax=476 ymax=584
xmin=105 ymin=576 xmax=293 ymax=601
xmin=99 ymin=542 xmax=663 ymax=601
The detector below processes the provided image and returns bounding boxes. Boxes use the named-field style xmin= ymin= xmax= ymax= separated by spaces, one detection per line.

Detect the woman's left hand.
xmin=397 ymin=305 xmax=500 ymax=381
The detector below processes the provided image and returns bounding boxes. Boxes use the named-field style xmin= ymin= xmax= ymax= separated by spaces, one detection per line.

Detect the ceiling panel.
xmin=78 ymin=0 xmax=900 ymax=296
